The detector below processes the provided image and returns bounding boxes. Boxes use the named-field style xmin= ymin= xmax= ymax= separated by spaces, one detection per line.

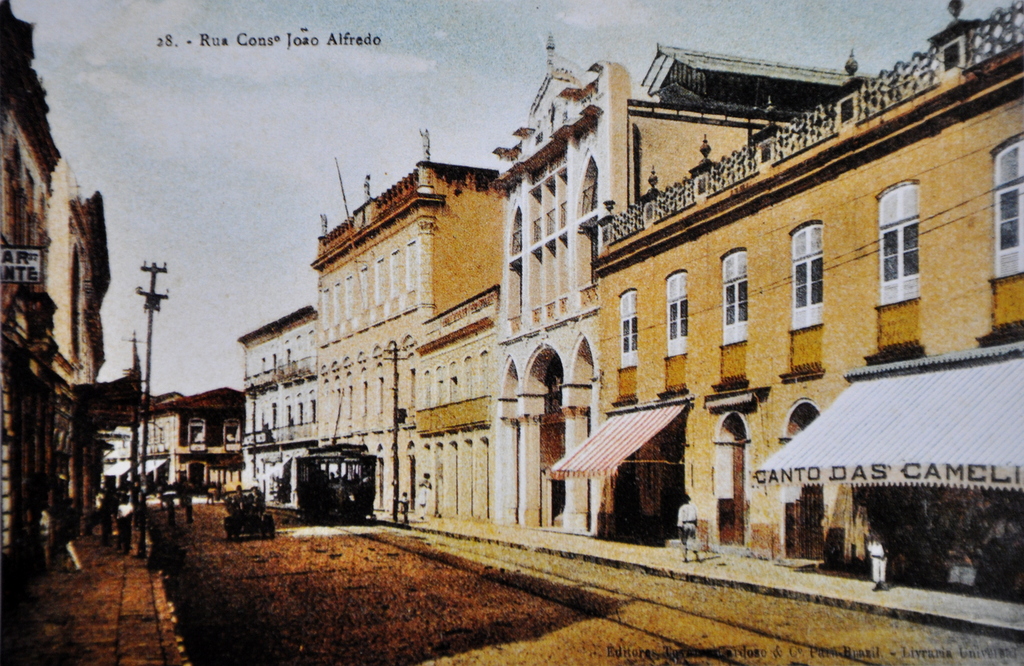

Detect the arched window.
xmin=878 ymin=183 xmax=919 ymax=304
xmin=423 ymin=370 xmax=432 ymax=407
xmin=722 ymin=250 xmax=748 ymax=344
xmin=463 ymin=356 xmax=475 ymax=398
xmin=511 ymin=208 xmax=523 ymax=254
xmin=666 ymin=272 xmax=688 ymax=356
xmin=449 ymin=361 xmax=459 ymax=402
xmin=620 ymin=290 xmax=638 ymax=367
xmin=995 ymin=139 xmax=1023 ymax=277
xmin=785 ymin=401 xmax=820 ymax=439
xmin=580 ymin=158 xmax=598 ymax=216
xmin=792 ymin=223 xmax=823 ymax=329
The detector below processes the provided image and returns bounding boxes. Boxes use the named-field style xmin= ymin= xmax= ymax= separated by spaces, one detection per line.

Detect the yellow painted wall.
xmin=597 ymin=81 xmax=1023 ymax=554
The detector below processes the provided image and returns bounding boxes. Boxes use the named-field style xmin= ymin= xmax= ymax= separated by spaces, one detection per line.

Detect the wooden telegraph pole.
xmin=387 ymin=341 xmax=402 ymax=523
xmin=135 ymin=261 xmax=168 ymax=557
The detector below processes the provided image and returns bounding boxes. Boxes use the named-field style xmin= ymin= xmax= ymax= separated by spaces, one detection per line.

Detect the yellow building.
xmin=312 ymin=161 xmax=503 ymax=520
xmin=583 ymin=2 xmax=1023 ymax=594
xmin=490 ymin=37 xmax=845 ymax=535
xmin=415 ymin=286 xmax=499 ymax=520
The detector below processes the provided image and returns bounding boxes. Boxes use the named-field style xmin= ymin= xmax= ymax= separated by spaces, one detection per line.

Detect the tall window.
xmin=189 ymin=418 xmax=206 ymax=444
xmin=375 ymin=257 xmax=386 ymax=304
xmin=666 ymin=272 xmax=688 ymax=356
xmin=224 ymin=419 xmax=240 ymax=443
xmin=344 ymin=275 xmax=354 ymax=319
xmin=722 ymin=251 xmax=748 ymax=344
xmin=332 ymin=283 xmax=341 ymax=326
xmin=406 ymin=240 xmax=419 ymax=291
xmin=359 ymin=266 xmax=369 ymax=311
xmin=996 ymin=140 xmax=1023 ymax=277
xmin=792 ymin=224 xmax=823 ymax=329
xmin=580 ymin=158 xmax=598 ymax=216
xmin=620 ymin=290 xmax=638 ymax=367
xmin=390 ymin=250 xmax=401 ymax=300
xmin=878 ymin=183 xmax=919 ymax=305
xmin=511 ymin=209 xmax=523 ymax=254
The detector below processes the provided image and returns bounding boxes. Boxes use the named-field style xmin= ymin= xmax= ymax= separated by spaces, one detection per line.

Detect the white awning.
xmin=754 ymin=357 xmax=1024 ymax=490
xmin=145 ymin=459 xmax=167 ymax=473
xmin=550 ymin=406 xmax=684 ymax=480
xmin=105 ymin=460 xmax=131 ymax=477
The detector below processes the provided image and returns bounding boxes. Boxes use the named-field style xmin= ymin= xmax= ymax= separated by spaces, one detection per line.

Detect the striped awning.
xmin=754 ymin=357 xmax=1024 ymax=490
xmin=550 ymin=405 xmax=684 ymax=480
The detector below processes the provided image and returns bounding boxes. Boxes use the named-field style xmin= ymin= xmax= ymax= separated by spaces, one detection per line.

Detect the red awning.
xmin=550 ymin=405 xmax=684 ymax=480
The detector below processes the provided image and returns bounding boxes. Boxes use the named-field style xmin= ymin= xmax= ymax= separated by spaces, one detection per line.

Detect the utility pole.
xmin=387 ymin=342 xmax=401 ymax=523
xmin=135 ymin=261 xmax=168 ymax=558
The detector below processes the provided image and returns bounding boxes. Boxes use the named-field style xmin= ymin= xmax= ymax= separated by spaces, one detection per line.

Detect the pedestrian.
xmin=868 ymin=531 xmax=889 ymax=591
xmin=416 ymin=474 xmax=432 ymax=522
xmin=100 ymin=486 xmax=115 ymax=547
xmin=39 ymin=505 xmax=53 ymax=570
xmin=399 ymin=493 xmax=410 ymax=524
xmin=163 ymin=487 xmax=176 ymax=526
xmin=180 ymin=481 xmax=193 ymax=524
xmin=116 ymin=494 xmax=133 ymax=554
xmin=677 ymin=494 xmax=699 ymax=562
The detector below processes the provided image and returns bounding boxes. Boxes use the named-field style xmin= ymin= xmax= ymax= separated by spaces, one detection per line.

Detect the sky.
xmin=11 ymin=0 xmax=1010 ymax=396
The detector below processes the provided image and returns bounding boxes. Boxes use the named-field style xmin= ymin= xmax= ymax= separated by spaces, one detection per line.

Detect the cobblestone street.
xmin=159 ymin=505 xmax=1022 ymax=665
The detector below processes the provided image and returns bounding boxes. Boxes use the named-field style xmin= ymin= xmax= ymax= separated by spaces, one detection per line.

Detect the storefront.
xmin=755 ymin=345 xmax=1024 ymax=600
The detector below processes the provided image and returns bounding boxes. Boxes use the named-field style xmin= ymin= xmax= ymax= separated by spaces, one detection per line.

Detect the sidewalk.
xmin=1 ymin=532 xmax=184 ymax=666
xmin=409 ymin=518 xmax=1024 ymax=642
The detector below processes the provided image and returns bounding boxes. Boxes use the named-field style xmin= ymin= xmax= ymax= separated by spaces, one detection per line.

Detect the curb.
xmin=145 ymin=525 xmax=191 ymax=666
xmin=411 ymin=524 xmax=1024 ymax=643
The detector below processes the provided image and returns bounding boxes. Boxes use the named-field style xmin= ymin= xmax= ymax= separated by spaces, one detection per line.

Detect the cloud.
xmin=556 ymin=0 xmax=655 ymax=28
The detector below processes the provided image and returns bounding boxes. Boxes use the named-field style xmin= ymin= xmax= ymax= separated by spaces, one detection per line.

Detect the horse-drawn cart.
xmin=224 ymin=488 xmax=275 ymax=540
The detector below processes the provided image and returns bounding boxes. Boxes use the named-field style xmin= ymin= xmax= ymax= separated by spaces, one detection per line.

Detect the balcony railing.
xmin=244 ymin=356 xmax=316 ymax=388
xmin=242 ymin=421 xmax=318 ymax=446
xmin=598 ymin=3 xmax=1024 ymax=247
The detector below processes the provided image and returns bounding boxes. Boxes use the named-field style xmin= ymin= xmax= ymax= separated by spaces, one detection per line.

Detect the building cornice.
xmin=597 ymin=46 xmax=1023 ymax=278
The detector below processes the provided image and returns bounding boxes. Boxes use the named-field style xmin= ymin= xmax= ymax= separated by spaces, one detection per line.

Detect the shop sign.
xmin=754 ymin=463 xmax=1024 ymax=489
xmin=1 ymin=247 xmax=43 ymax=283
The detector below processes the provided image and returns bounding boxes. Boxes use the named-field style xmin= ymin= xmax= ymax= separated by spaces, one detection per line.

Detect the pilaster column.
xmin=519 ymin=414 xmax=542 ymax=527
xmin=417 ymin=217 xmax=437 ymax=319
xmin=561 ymin=405 xmax=590 ymax=532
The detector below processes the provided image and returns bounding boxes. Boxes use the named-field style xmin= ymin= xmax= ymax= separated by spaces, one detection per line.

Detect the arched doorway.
xmin=538 ymin=353 xmax=565 ymax=527
xmin=783 ymin=402 xmax=822 ymax=559
xmin=716 ymin=413 xmax=748 ymax=546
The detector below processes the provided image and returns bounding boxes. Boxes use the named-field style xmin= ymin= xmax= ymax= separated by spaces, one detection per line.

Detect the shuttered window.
xmin=996 ymin=142 xmax=1023 ymax=278
xmin=722 ymin=251 xmax=748 ymax=345
xmin=666 ymin=273 xmax=688 ymax=356
xmin=878 ymin=184 xmax=920 ymax=305
xmin=620 ymin=290 xmax=638 ymax=368
xmin=792 ymin=225 xmax=823 ymax=329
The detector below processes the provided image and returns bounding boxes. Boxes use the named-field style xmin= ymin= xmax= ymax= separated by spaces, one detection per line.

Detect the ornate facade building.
xmin=492 ymin=38 xmax=848 ymax=536
xmin=313 ymin=161 xmax=502 ymax=519
xmin=2 ymin=0 xmax=110 ymax=584
xmin=238 ymin=305 xmax=318 ymax=504
xmin=590 ymin=1 xmax=1023 ymax=596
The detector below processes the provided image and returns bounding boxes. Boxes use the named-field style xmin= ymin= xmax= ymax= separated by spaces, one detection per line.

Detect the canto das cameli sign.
xmin=753 ymin=462 xmax=1024 ymax=490
xmin=1 ymin=247 xmax=43 ymax=283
